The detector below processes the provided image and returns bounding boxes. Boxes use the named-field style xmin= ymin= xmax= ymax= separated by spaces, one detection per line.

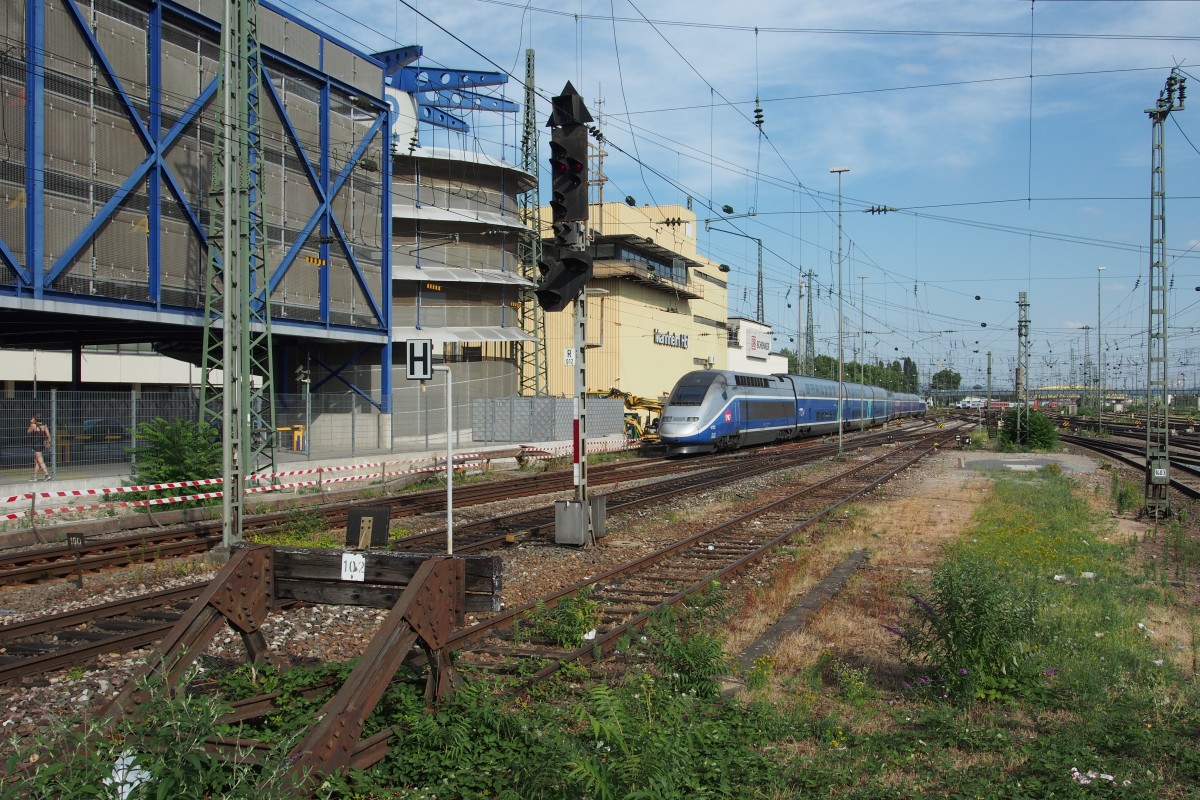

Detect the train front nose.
xmin=658 ymin=411 xmax=705 ymax=441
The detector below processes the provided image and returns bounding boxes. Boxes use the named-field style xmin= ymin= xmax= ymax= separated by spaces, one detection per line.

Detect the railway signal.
xmin=537 ymin=82 xmax=593 ymax=312
xmin=540 ymin=83 xmax=601 ymax=546
xmin=534 ymin=248 xmax=593 ymax=313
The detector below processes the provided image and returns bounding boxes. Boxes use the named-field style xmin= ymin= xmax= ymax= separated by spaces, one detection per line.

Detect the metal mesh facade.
xmin=1 ymin=0 xmax=388 ymax=336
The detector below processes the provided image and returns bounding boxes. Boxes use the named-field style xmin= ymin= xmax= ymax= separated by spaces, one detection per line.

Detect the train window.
xmin=668 ymin=370 xmax=724 ymax=405
xmin=669 ymin=385 xmax=707 ymax=405
xmin=746 ymin=400 xmax=794 ymax=421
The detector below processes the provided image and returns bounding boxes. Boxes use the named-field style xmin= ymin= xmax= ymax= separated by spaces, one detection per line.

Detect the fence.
xmin=471 ymin=397 xmax=626 ymax=443
xmin=0 ymin=388 xmax=628 ymax=484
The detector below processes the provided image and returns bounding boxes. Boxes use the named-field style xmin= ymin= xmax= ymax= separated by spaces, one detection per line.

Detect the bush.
xmin=898 ymin=551 xmax=1043 ymax=703
xmin=129 ymin=417 xmax=222 ymax=484
xmin=997 ymin=409 xmax=1058 ymax=450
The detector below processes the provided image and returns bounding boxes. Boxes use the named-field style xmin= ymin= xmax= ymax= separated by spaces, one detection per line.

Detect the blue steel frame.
xmin=4 ymin=0 xmax=394 ymax=408
xmin=390 ymin=62 xmax=512 ymax=134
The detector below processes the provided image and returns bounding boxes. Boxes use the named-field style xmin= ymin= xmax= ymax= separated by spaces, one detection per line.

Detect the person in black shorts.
xmin=27 ymin=414 xmax=51 ymax=481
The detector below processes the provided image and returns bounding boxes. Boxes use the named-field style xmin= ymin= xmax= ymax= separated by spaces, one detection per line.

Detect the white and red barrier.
xmin=517 ymin=438 xmax=639 ymax=461
xmin=1 ymin=452 xmax=490 ymax=522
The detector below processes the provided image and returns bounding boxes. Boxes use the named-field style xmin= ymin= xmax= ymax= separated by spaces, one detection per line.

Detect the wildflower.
xmin=1043 ymin=668 xmax=1059 ymax=676
xmin=959 ymin=668 xmax=969 ymax=676
xmin=916 ymin=675 xmax=931 ymax=685
xmin=909 ymin=594 xmax=936 ymax=614
xmin=881 ymin=624 xmax=908 ymax=638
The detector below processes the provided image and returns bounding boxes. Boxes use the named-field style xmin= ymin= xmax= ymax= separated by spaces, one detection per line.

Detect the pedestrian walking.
xmin=28 ymin=414 xmax=52 ymax=481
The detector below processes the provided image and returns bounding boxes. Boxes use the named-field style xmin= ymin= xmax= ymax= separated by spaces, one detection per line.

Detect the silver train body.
xmin=658 ymin=370 xmax=927 ymax=455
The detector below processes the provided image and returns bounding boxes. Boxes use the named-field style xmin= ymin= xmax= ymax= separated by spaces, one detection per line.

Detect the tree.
xmin=902 ymin=357 xmax=919 ymax=393
xmin=930 ymin=368 xmax=962 ymax=392
xmin=812 ymin=354 xmax=838 ymax=381
xmin=779 ymin=347 xmax=799 ymax=375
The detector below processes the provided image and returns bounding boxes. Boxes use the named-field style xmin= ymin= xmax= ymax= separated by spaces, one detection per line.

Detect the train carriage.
xmin=659 ymin=370 xmax=926 ymax=455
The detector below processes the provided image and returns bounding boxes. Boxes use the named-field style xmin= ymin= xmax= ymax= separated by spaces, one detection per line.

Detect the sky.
xmin=281 ymin=0 xmax=1200 ymax=392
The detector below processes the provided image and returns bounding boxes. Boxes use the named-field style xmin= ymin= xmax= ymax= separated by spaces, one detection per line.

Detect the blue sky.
xmin=283 ymin=0 xmax=1200 ymax=392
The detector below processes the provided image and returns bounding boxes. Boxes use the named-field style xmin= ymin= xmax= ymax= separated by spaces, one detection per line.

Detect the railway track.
xmin=0 ymin=530 xmax=223 ymax=586
xmin=444 ymin=425 xmax=961 ymax=693
xmin=1059 ymin=433 xmax=1200 ymax=501
xmin=0 ymin=455 xmax=689 ymax=586
xmin=0 ymin=584 xmax=203 ymax=683
xmin=391 ymin=427 xmax=935 ymax=553
xmin=0 ymin=422 xmax=945 ymax=683
xmin=0 ymin=424 xmax=929 ymax=587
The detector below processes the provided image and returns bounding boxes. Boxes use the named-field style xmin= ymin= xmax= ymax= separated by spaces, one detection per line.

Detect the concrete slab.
xmin=958 ymin=452 xmax=1098 ymax=474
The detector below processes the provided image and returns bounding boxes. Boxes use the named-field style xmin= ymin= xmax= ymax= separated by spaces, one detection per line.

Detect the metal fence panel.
xmin=471 ymin=397 xmax=624 ymax=443
xmin=0 ymin=388 xmax=201 ymax=481
xmin=0 ymin=388 xmax=628 ymax=484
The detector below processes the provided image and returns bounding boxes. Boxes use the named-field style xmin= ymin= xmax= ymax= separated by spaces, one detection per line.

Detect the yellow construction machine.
xmin=587 ymin=388 xmax=664 ymax=441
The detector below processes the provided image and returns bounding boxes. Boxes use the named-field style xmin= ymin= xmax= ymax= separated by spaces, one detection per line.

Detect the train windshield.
xmin=668 ymin=371 xmax=725 ymax=406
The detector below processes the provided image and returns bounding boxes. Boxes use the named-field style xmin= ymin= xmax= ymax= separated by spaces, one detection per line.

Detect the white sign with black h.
xmin=406 ymin=339 xmax=434 ymax=380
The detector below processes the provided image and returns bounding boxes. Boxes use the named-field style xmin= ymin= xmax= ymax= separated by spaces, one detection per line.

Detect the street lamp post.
xmin=1097 ymin=266 xmax=1106 ymax=432
xmin=830 ymin=166 xmax=849 ymax=455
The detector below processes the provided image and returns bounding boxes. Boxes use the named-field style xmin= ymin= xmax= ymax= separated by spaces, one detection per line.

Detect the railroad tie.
xmin=732 ymin=548 xmax=869 ymax=675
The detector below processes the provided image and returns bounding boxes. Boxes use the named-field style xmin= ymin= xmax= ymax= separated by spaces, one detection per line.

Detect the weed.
xmin=254 ymin=508 xmax=338 ymax=547
xmin=1111 ymin=471 xmax=1141 ymax=514
xmin=831 ymin=659 xmax=873 ymax=705
xmin=2 ymin=680 xmax=307 ymax=799
xmin=521 ymin=587 xmax=602 ymax=649
xmin=642 ymin=606 xmax=729 ymax=698
xmin=897 ymin=552 xmax=1042 ymax=703
xmin=745 ymin=654 xmax=776 ymax=690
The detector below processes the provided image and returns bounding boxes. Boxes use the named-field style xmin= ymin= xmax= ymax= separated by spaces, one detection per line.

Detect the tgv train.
xmin=658 ymin=370 xmax=927 ymax=455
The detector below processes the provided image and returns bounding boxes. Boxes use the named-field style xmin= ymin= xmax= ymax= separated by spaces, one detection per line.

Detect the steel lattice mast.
xmin=1144 ymin=69 xmax=1186 ymax=519
xmin=1016 ymin=292 xmax=1030 ymax=442
xmin=200 ymin=0 xmax=276 ymax=548
xmin=802 ymin=270 xmax=816 ymax=375
xmin=517 ymin=49 xmax=547 ymax=396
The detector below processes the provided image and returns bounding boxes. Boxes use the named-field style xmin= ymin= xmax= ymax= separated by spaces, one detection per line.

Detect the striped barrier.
xmin=517 ymin=439 xmax=639 ymax=461
xmin=1 ymin=453 xmax=489 ymax=522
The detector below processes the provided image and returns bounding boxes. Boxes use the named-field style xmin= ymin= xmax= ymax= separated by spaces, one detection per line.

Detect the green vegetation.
xmin=8 ymin=470 xmax=1198 ymax=799
xmin=125 ymin=417 xmax=223 ymax=510
xmin=1111 ymin=469 xmax=1142 ymax=514
xmin=784 ymin=351 xmax=920 ymax=392
xmin=516 ymin=587 xmax=603 ymax=649
xmin=250 ymin=507 xmax=341 ymax=548
xmin=128 ymin=417 xmax=222 ymax=485
xmin=997 ymin=407 xmax=1059 ymax=450
xmin=2 ymin=687 xmax=306 ymax=799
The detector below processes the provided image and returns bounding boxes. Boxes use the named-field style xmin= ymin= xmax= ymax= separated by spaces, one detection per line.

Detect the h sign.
xmin=406 ymin=339 xmax=434 ymax=380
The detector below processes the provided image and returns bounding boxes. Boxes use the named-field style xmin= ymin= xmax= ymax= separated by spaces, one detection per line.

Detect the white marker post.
xmin=434 ymin=364 xmax=452 ymax=554
xmin=406 ymin=340 xmax=452 ymax=553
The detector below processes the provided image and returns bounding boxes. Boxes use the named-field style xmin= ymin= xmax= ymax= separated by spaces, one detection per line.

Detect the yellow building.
xmin=540 ymin=203 xmax=729 ymax=403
